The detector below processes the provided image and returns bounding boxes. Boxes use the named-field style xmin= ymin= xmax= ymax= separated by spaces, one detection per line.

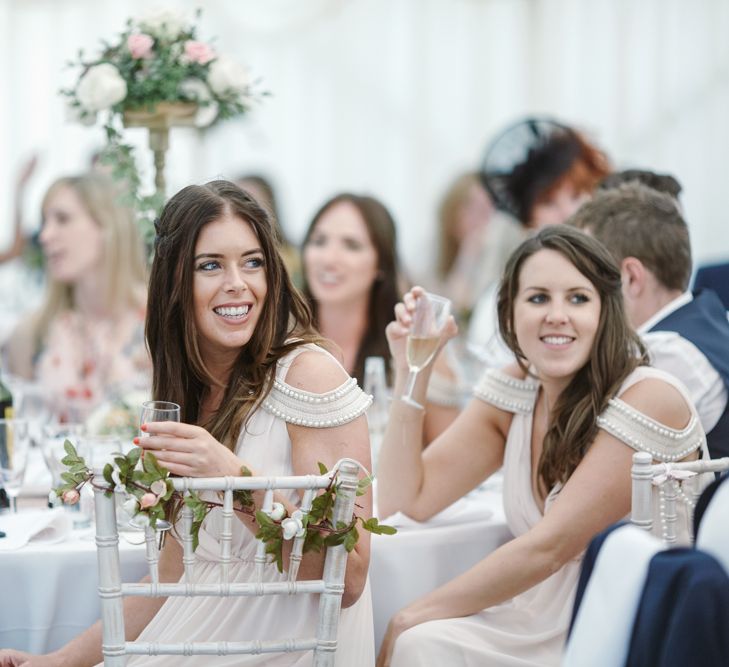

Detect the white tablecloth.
xmin=0 ymin=488 xmax=512 ymax=655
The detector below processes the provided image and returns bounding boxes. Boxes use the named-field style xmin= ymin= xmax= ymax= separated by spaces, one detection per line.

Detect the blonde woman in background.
xmin=4 ymin=172 xmax=150 ymax=422
xmin=435 ymin=171 xmax=523 ymax=326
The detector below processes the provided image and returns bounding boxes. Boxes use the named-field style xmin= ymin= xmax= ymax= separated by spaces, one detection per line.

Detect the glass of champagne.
xmin=0 ymin=418 xmax=30 ymax=512
xmin=137 ymin=401 xmax=180 ymax=535
xmin=401 ymin=292 xmax=451 ymax=409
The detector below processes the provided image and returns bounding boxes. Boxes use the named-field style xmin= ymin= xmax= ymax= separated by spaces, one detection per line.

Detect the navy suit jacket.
xmin=694 ymin=262 xmax=729 ymax=311
xmin=626 ymin=548 xmax=729 ymax=667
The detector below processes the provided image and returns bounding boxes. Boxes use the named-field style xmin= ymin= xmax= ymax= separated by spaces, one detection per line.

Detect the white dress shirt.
xmin=639 ymin=292 xmax=728 ymax=433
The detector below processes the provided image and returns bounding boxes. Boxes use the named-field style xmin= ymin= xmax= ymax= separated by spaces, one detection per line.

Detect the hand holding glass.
xmin=137 ymin=401 xmax=180 ymax=533
xmin=401 ymin=292 xmax=451 ymax=409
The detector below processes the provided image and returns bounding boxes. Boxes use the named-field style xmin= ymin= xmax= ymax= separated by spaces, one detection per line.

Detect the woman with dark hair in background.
xmin=302 ymin=193 xmax=462 ymax=446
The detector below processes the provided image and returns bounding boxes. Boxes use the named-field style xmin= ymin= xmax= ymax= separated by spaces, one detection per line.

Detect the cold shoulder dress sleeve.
xmin=390 ymin=366 xmax=708 ymax=667
xmin=119 ymin=344 xmax=374 ymax=667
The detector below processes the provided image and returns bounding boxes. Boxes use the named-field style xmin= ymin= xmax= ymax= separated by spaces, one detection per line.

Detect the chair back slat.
xmin=289 ymin=487 xmax=316 ymax=582
xmin=92 ymin=460 xmax=362 ymax=665
xmin=219 ymin=488 xmax=234 ymax=584
xmin=631 ymin=452 xmax=729 ymax=544
xmin=181 ymin=503 xmax=195 ymax=583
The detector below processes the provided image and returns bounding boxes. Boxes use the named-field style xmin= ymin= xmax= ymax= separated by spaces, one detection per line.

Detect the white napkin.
xmin=0 ymin=508 xmax=72 ymax=551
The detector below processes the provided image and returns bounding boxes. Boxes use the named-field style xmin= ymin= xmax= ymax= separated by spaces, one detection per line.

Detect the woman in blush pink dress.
xmin=4 ymin=172 xmax=150 ymax=421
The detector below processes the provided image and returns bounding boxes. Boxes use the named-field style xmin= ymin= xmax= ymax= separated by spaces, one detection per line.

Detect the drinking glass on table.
xmin=363 ymin=356 xmax=389 ymax=471
xmin=401 ymin=292 xmax=451 ymax=409
xmin=0 ymin=418 xmax=30 ymax=512
xmin=42 ymin=422 xmax=89 ymax=525
xmin=137 ymin=401 xmax=180 ymax=534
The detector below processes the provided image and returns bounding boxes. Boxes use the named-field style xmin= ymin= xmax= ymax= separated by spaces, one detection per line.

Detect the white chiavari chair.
xmin=630 ymin=451 xmax=729 ymax=545
xmin=92 ymin=459 xmax=361 ymax=666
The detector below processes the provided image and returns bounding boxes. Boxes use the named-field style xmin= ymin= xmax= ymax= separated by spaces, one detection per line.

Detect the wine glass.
xmin=17 ymin=382 xmax=53 ymax=449
xmin=363 ymin=356 xmax=390 ymax=472
xmin=139 ymin=401 xmax=181 ymax=435
xmin=0 ymin=418 xmax=30 ymax=512
xmin=138 ymin=401 xmax=180 ymax=535
xmin=401 ymin=292 xmax=451 ymax=409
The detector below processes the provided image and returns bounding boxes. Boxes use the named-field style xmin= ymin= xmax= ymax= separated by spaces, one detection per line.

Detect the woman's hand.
xmin=376 ymin=610 xmax=415 ymax=667
xmin=0 ymin=650 xmax=60 ymax=667
xmin=136 ymin=421 xmax=247 ymax=478
xmin=385 ymin=286 xmax=458 ymax=373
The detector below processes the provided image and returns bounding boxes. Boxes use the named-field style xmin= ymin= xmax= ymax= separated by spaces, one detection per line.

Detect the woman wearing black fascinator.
xmin=469 ymin=117 xmax=611 ymax=359
xmin=481 ymin=116 xmax=610 ymax=229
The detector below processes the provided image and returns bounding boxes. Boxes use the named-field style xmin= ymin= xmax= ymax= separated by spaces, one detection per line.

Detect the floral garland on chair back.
xmin=54 ymin=441 xmax=395 ymax=571
xmin=61 ymin=7 xmax=264 ymax=245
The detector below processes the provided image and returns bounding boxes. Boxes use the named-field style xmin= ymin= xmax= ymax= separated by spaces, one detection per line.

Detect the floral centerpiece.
xmin=61 ymin=8 xmax=263 ymax=246
xmin=54 ymin=442 xmax=395 ymax=570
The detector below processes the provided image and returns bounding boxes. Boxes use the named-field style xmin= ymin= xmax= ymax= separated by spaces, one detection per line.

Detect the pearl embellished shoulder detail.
xmin=262 ymin=376 xmax=372 ymax=428
xmin=473 ymin=368 xmax=539 ymax=414
xmin=596 ymin=397 xmax=705 ymax=462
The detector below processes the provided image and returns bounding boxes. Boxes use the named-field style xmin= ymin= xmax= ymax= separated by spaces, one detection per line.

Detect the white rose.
xmin=207 ymin=56 xmax=249 ymax=96
xmin=111 ymin=466 xmax=123 ymax=488
xmin=178 ymin=78 xmax=219 ymax=127
xmin=138 ymin=8 xmax=190 ymax=39
xmin=76 ymin=63 xmax=127 ymax=112
xmin=281 ymin=516 xmax=305 ymax=540
xmin=269 ymin=502 xmax=286 ymax=522
xmin=150 ymin=479 xmax=167 ymax=496
xmin=122 ymin=497 xmax=140 ymax=516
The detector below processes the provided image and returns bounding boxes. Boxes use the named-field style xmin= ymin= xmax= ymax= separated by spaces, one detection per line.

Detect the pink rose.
xmin=183 ymin=40 xmax=215 ymax=65
xmin=63 ymin=489 xmax=80 ymax=505
xmin=140 ymin=492 xmax=159 ymax=509
xmin=127 ymin=33 xmax=154 ymax=59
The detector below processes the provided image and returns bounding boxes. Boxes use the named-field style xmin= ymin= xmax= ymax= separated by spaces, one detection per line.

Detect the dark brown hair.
xmin=497 ymin=225 xmax=647 ymax=491
xmin=301 ymin=193 xmax=401 ymax=385
xmin=146 ymin=180 xmax=320 ymax=449
xmin=569 ymin=182 xmax=691 ymax=291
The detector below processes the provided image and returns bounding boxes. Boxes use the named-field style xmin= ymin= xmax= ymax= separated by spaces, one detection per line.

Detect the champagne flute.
xmin=401 ymin=292 xmax=451 ymax=409
xmin=0 ymin=418 xmax=30 ymax=512
xmin=138 ymin=401 xmax=180 ymax=535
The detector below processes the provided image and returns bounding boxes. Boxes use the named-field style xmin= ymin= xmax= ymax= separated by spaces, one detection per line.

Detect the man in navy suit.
xmin=571 ymin=181 xmax=729 ymax=459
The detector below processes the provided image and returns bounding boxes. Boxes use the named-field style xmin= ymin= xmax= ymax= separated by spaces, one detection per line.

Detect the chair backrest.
xmin=630 ymin=451 xmax=729 ymax=544
xmin=92 ymin=459 xmax=361 ymax=666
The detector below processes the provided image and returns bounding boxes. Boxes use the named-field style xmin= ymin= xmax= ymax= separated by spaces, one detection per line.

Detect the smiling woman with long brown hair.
xmin=0 ymin=180 xmax=375 ymax=667
xmin=376 ymin=225 xmax=709 ymax=667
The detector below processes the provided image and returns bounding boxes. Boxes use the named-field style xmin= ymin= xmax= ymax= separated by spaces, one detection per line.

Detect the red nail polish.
xmin=140 ymin=424 xmax=148 ymax=432
xmin=133 ymin=437 xmax=140 ymax=445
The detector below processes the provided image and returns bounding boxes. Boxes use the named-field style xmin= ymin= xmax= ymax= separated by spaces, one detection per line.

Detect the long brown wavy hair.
xmin=146 ymin=180 xmax=321 ymax=450
xmin=301 ymin=193 xmax=401 ymax=385
xmin=497 ymin=225 xmax=647 ymax=490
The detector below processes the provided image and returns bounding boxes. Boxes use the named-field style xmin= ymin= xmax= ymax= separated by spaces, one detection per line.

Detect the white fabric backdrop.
xmin=2 ymin=0 xmax=729 ymax=281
